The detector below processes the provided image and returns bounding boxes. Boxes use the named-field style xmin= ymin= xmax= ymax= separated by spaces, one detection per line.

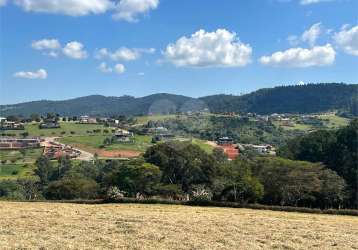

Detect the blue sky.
xmin=0 ymin=0 xmax=357 ymax=104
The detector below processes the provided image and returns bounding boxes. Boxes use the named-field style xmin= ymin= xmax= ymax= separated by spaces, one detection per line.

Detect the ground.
xmin=3 ymin=122 xmax=108 ymax=137
xmin=0 ymin=148 xmax=43 ymax=179
xmin=0 ymin=202 xmax=357 ymax=250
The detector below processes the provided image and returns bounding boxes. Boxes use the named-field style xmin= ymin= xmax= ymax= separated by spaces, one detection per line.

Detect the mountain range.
xmin=1 ymin=83 xmax=357 ymax=117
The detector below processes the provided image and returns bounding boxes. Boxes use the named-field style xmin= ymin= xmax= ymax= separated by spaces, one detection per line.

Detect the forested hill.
xmin=200 ymin=83 xmax=358 ymax=114
xmin=1 ymin=83 xmax=357 ymax=116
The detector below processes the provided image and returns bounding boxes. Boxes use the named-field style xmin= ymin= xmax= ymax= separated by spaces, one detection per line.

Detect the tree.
xmin=45 ymin=177 xmax=99 ymax=200
xmin=30 ymin=113 xmax=41 ymax=122
xmin=34 ymin=156 xmax=54 ymax=186
xmin=214 ymin=159 xmax=263 ymax=203
xmin=144 ymin=141 xmax=218 ymax=192
xmin=251 ymin=157 xmax=346 ymax=208
xmin=103 ymin=160 xmax=162 ymax=196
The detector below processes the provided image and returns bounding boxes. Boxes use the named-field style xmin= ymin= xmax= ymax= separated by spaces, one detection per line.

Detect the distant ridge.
xmin=1 ymin=83 xmax=357 ymax=116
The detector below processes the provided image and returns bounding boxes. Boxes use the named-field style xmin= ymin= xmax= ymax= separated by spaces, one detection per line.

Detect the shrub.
xmin=106 ymin=186 xmax=126 ymax=201
xmin=190 ymin=185 xmax=213 ymax=202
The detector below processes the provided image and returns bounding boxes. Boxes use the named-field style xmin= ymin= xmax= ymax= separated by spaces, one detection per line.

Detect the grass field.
xmin=0 ymin=202 xmax=357 ymax=249
xmin=135 ymin=114 xmax=179 ymax=124
xmin=2 ymin=122 xmax=108 ymax=137
xmin=0 ymin=164 xmax=34 ymax=179
xmin=59 ymin=135 xmax=153 ymax=153
xmin=318 ymin=114 xmax=350 ymax=128
xmin=273 ymin=114 xmax=350 ymax=131
xmin=0 ymin=148 xmax=43 ymax=163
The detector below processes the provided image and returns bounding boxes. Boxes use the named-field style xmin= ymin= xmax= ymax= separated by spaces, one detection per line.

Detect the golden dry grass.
xmin=0 ymin=202 xmax=357 ymax=250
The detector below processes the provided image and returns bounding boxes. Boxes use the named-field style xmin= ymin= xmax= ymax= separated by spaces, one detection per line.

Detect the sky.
xmin=0 ymin=0 xmax=357 ymax=105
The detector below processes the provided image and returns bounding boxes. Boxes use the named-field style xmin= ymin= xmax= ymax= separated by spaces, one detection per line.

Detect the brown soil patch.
xmin=95 ymin=149 xmax=141 ymax=158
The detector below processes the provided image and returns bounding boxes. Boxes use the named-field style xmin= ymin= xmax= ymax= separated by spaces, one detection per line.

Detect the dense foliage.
xmin=279 ymin=119 xmax=358 ymax=208
xmin=1 ymin=83 xmax=356 ymax=116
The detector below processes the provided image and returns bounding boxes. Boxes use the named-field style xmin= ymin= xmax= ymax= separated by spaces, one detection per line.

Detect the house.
xmin=79 ymin=115 xmax=97 ymax=124
xmin=217 ymin=144 xmax=239 ymax=161
xmin=217 ymin=137 xmax=234 ymax=145
xmin=114 ymin=129 xmax=133 ymax=142
xmin=0 ymin=138 xmax=41 ymax=149
xmin=241 ymin=144 xmax=276 ymax=156
xmin=0 ymin=121 xmax=25 ymax=130
xmin=39 ymin=122 xmax=60 ymax=129
xmin=43 ymin=143 xmax=81 ymax=159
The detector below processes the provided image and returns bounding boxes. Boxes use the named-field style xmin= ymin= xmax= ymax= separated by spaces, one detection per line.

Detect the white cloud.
xmin=13 ymin=69 xmax=48 ymax=79
xmin=114 ymin=64 xmax=126 ymax=74
xmin=287 ymin=22 xmax=323 ymax=47
xmin=0 ymin=0 xmax=7 ymax=7
xmin=113 ymin=0 xmax=159 ymax=22
xmin=95 ymin=47 xmax=155 ymax=61
xmin=14 ymin=0 xmax=113 ymax=16
xmin=98 ymin=62 xmax=113 ymax=73
xmin=164 ymin=29 xmax=252 ymax=68
xmin=302 ymin=23 xmax=322 ymax=47
xmin=259 ymin=44 xmax=335 ymax=67
xmin=333 ymin=25 xmax=358 ymax=56
xmin=300 ymin=0 xmax=333 ymax=5
xmin=31 ymin=39 xmax=61 ymax=50
xmin=63 ymin=41 xmax=88 ymax=59
xmin=138 ymin=72 xmax=145 ymax=76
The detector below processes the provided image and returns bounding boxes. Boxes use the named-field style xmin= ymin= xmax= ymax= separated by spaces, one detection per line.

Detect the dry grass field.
xmin=0 ymin=202 xmax=357 ymax=250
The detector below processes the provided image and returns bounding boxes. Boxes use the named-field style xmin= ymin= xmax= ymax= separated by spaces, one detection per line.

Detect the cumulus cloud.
xmin=259 ymin=44 xmax=335 ymax=67
xmin=98 ymin=62 xmax=113 ymax=73
xmin=31 ymin=39 xmax=61 ymax=50
xmin=63 ymin=41 xmax=88 ymax=59
xmin=113 ymin=0 xmax=159 ymax=22
xmin=287 ymin=22 xmax=323 ymax=47
xmin=13 ymin=69 xmax=48 ymax=79
xmin=302 ymin=23 xmax=322 ymax=47
xmin=163 ymin=29 xmax=252 ymax=68
xmin=333 ymin=25 xmax=358 ymax=56
xmin=114 ymin=64 xmax=126 ymax=74
xmin=95 ymin=47 xmax=155 ymax=61
xmin=13 ymin=0 xmax=113 ymax=16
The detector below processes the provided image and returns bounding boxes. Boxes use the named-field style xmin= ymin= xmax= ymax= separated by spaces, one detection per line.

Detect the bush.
xmin=190 ymin=185 xmax=213 ymax=202
xmin=106 ymin=186 xmax=126 ymax=201
xmin=45 ymin=177 xmax=99 ymax=200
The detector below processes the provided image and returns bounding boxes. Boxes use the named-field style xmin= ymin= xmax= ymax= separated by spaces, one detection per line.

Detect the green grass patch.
xmin=135 ymin=115 xmax=179 ymax=124
xmin=106 ymin=135 xmax=152 ymax=152
xmin=318 ymin=114 xmax=350 ymax=128
xmin=2 ymin=122 xmax=110 ymax=137
xmin=59 ymin=135 xmax=153 ymax=153
xmin=191 ymin=139 xmax=214 ymax=153
xmin=0 ymin=164 xmax=34 ymax=179
xmin=0 ymin=148 xmax=43 ymax=164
